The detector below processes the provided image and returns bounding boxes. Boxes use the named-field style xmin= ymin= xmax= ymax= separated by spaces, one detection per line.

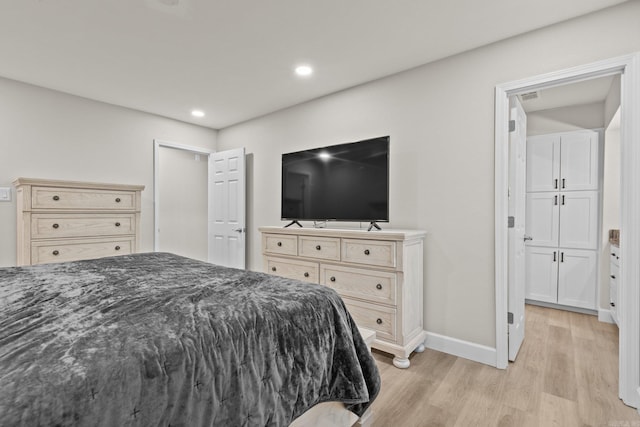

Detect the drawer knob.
xmin=52 ymin=223 xmax=59 ymax=229
xmin=277 ymin=242 xmax=282 ymax=247
xmin=52 ymin=195 xmax=60 ymax=201
xmin=376 ymin=284 xmax=382 ymax=290
xmin=115 ymin=198 xmax=121 ymax=203
xmin=115 ymin=246 xmax=121 ymax=251
xmin=52 ymin=250 xmax=59 ymax=256
xmin=376 ymin=318 xmax=383 ymax=324
xmin=330 ymin=276 xmax=336 ymax=282
xmin=364 ymin=249 xmax=370 ymax=255
xmin=115 ymin=222 xmax=121 ymax=227
xmin=611 ymin=253 xmax=615 ymax=257
xmin=611 ymin=275 xmax=616 ymax=279
xmin=304 ymin=272 xmax=309 ymax=278
xmin=316 ymin=245 xmax=321 ymax=251
xmin=272 ymin=267 xmax=277 ymax=272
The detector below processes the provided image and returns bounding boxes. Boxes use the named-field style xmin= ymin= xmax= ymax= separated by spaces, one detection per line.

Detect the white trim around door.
xmin=494 ymin=53 xmax=640 ymax=410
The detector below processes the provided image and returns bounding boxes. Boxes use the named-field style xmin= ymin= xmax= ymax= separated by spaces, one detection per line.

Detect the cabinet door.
xmin=557 ymin=249 xmax=597 ymax=309
xmin=525 ymin=192 xmax=559 ymax=247
xmin=525 ymin=246 xmax=558 ymax=303
xmin=560 ymin=131 xmax=599 ymax=191
xmin=558 ymin=191 xmax=598 ymax=249
xmin=526 ymin=135 xmax=560 ymax=192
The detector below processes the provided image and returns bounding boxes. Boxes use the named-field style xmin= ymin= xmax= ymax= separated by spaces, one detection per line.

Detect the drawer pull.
xmin=115 ymin=246 xmax=121 ymax=251
xmin=364 ymin=249 xmax=370 ymax=255
xmin=304 ymin=272 xmax=309 ymax=278
xmin=330 ymin=276 xmax=336 ymax=282
xmin=277 ymin=242 xmax=282 ymax=247
xmin=611 ymin=275 xmax=616 ymax=279
xmin=52 ymin=250 xmax=59 ymax=256
xmin=611 ymin=302 xmax=616 ymax=307
xmin=376 ymin=318 xmax=383 ymax=324
xmin=52 ymin=223 xmax=59 ymax=229
xmin=376 ymin=284 xmax=382 ymax=290
xmin=52 ymin=195 xmax=60 ymax=201
xmin=115 ymin=198 xmax=121 ymax=203
xmin=115 ymin=222 xmax=121 ymax=227
xmin=316 ymin=245 xmax=321 ymax=250
xmin=271 ymin=267 xmax=277 ymax=272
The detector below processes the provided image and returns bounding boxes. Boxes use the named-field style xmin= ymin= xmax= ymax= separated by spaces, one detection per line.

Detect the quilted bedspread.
xmin=0 ymin=252 xmax=380 ymax=426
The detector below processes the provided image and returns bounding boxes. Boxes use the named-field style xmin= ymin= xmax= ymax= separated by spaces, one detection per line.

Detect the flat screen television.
xmin=281 ymin=136 xmax=389 ymax=228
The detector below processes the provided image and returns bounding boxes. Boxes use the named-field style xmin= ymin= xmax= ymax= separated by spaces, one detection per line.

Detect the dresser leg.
xmin=414 ymin=343 xmax=426 ymax=353
xmin=392 ymin=357 xmax=410 ymax=369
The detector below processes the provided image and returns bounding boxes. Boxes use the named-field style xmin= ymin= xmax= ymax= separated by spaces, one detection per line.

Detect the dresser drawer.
xmin=321 ymin=264 xmax=397 ymax=305
xmin=31 ymin=214 xmax=136 ymax=239
xmin=299 ymin=236 xmax=341 ymax=261
xmin=265 ymin=256 xmax=319 ymax=283
xmin=263 ymin=234 xmax=298 ymax=256
xmin=342 ymin=239 xmax=396 ymax=268
xmin=31 ymin=187 xmax=137 ymax=210
xmin=31 ymin=238 xmax=134 ymax=264
xmin=343 ymin=298 xmax=396 ymax=342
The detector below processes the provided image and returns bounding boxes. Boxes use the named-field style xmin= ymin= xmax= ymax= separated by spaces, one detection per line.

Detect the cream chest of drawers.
xmin=260 ymin=226 xmax=427 ymax=368
xmin=14 ymin=178 xmax=144 ymax=266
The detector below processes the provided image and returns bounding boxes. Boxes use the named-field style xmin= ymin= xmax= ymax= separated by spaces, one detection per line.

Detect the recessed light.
xmin=295 ymin=65 xmax=313 ymax=77
xmin=191 ymin=110 xmax=205 ymax=118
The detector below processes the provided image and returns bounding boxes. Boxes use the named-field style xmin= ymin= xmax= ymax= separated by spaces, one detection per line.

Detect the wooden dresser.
xmin=14 ymin=178 xmax=144 ymax=266
xmin=259 ymin=226 xmax=427 ymax=368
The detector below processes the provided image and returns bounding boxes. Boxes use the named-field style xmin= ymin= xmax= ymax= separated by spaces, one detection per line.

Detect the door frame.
xmin=153 ymin=139 xmax=214 ymax=252
xmin=494 ymin=53 xmax=640 ymax=409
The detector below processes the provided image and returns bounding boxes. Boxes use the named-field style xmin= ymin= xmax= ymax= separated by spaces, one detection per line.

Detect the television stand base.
xmin=284 ymin=220 xmax=303 ymax=228
xmin=367 ymin=221 xmax=382 ymax=231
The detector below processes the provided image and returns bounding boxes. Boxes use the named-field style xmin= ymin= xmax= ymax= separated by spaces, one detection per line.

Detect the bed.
xmin=0 ymin=252 xmax=380 ymax=426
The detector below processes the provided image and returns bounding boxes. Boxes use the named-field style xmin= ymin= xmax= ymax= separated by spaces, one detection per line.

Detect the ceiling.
xmin=0 ymin=0 xmax=628 ymax=129
xmin=519 ymin=75 xmax=616 ymax=113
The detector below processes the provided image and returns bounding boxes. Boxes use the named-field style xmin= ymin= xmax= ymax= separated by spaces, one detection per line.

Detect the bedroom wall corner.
xmin=0 ymin=77 xmax=218 ymax=268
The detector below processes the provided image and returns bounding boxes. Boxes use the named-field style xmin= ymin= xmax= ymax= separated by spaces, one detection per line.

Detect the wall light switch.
xmin=0 ymin=187 xmax=11 ymax=202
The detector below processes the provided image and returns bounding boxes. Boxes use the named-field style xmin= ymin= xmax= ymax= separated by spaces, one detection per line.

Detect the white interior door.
xmin=209 ymin=148 xmax=246 ymax=269
xmin=508 ymin=96 xmax=527 ymax=361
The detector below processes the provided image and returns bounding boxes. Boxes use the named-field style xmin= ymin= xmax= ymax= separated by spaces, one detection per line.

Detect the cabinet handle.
xmin=115 ymin=198 xmax=121 ymax=203
xmin=52 ymin=250 xmax=59 ymax=256
xmin=553 ymin=251 xmax=556 ymax=262
xmin=554 ymin=179 xmax=558 ymax=189
xmin=277 ymin=241 xmax=282 ymax=247
xmin=562 ymin=178 xmax=566 ymax=189
xmin=560 ymin=252 xmax=564 ymax=262
xmin=304 ymin=272 xmax=309 ymax=278
xmin=52 ymin=195 xmax=60 ymax=201
xmin=52 ymin=223 xmax=59 ymax=229
xmin=554 ymin=195 xmax=558 ymax=206
xmin=561 ymin=195 xmax=565 ymax=205
xmin=611 ymin=275 xmax=616 ymax=279
xmin=271 ymin=267 xmax=276 ymax=272
xmin=315 ymin=245 xmax=321 ymax=251
xmin=115 ymin=246 xmax=121 ymax=251
xmin=376 ymin=284 xmax=382 ymax=290
xmin=376 ymin=318 xmax=383 ymax=324
xmin=115 ymin=222 xmax=121 ymax=227
xmin=364 ymin=249 xmax=370 ymax=255
xmin=611 ymin=302 xmax=616 ymax=307
xmin=611 ymin=253 xmax=616 ymax=257
xmin=330 ymin=276 xmax=336 ymax=282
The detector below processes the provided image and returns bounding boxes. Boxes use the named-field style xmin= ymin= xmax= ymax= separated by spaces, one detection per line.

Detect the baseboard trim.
xmin=424 ymin=332 xmax=497 ymax=367
xmin=598 ymin=309 xmax=615 ymax=324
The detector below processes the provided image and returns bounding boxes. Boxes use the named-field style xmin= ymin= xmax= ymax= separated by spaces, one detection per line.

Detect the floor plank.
xmin=367 ymin=305 xmax=640 ymax=426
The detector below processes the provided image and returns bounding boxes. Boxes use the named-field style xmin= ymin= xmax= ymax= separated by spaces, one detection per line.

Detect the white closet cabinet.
xmin=525 ymin=191 xmax=599 ymax=250
xmin=526 ymin=130 xmax=599 ymax=192
xmin=525 ymin=130 xmax=600 ymax=311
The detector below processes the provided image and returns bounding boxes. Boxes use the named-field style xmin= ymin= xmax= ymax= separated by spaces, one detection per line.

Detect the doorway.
xmin=494 ymin=53 xmax=640 ymax=409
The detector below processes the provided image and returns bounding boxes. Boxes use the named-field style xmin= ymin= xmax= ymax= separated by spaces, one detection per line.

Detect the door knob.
xmin=523 ymin=235 xmax=533 ymax=241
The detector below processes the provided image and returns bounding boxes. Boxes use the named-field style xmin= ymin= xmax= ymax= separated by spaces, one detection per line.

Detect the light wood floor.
xmin=368 ymin=304 xmax=640 ymax=427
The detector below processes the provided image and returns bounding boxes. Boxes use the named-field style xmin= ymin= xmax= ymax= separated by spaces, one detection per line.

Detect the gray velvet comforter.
xmin=0 ymin=252 xmax=380 ymax=426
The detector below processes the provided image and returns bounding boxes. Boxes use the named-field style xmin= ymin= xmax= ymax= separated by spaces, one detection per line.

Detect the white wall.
xmin=526 ymin=102 xmax=605 ymax=135
xmin=0 ymin=77 xmax=217 ymax=267
xmin=217 ymin=2 xmax=640 ymax=349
